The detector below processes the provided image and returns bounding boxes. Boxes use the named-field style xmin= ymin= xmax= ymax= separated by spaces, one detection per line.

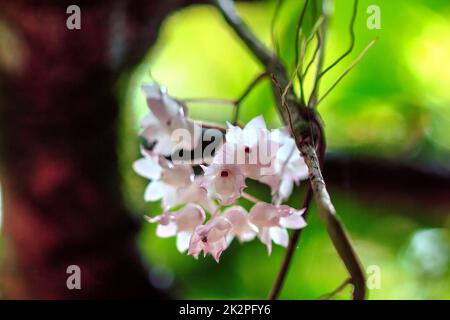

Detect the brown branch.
xmin=299 ymin=143 xmax=365 ymax=300
xmin=212 ymin=0 xmax=366 ymax=300
xmin=269 ymin=125 xmax=326 ymax=300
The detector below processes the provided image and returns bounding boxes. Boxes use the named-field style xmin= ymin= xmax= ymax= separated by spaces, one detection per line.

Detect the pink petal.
xmin=203 ymin=164 xmax=246 ymax=205
xmin=176 ymin=177 xmax=217 ymax=213
xmin=279 ymin=209 xmax=307 ymax=230
xmin=258 ymin=228 xmax=272 ymax=255
xmin=175 ymin=204 xmax=206 ymax=233
xmin=187 ymin=217 xmax=232 ymax=262
xmin=249 ymin=202 xmax=280 ymax=228
xmin=188 ymin=231 xmax=203 ymax=259
xmin=209 ymin=238 xmax=229 ymax=263
xmin=206 ymin=217 xmax=232 ymax=242
xmin=223 ymin=206 xmax=257 ymax=242
xmin=159 ymin=161 xmax=193 ymax=188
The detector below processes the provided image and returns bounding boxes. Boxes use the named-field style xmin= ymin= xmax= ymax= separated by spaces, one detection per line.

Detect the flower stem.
xmin=241 ymin=192 xmax=263 ymax=204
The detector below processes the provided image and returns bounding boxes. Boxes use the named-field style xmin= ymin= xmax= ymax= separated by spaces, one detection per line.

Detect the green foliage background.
xmin=120 ymin=0 xmax=450 ymax=299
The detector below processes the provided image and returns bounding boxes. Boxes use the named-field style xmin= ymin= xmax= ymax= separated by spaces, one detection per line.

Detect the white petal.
xmin=176 ymin=232 xmax=192 ymax=253
xmin=140 ymin=113 xmax=157 ymax=127
xmin=238 ymin=231 xmax=257 ymax=242
xmin=144 ymin=181 xmax=167 ymax=202
xmin=162 ymin=94 xmax=183 ymax=117
xmin=279 ymin=179 xmax=294 ymax=201
xmin=133 ymin=158 xmax=161 ymax=180
xmin=160 ymin=186 xmax=181 ymax=210
xmin=141 ymin=83 xmax=162 ymax=99
xmin=140 ymin=122 xmax=165 ymax=143
xmin=225 ymin=123 xmax=243 ymax=144
xmin=277 ymin=138 xmax=296 ymax=160
xmin=270 ymin=128 xmax=290 ymax=145
xmin=156 ymin=222 xmax=177 ymax=238
xmin=153 ymin=135 xmax=178 ymax=156
xmin=269 ymin=227 xmax=289 ymax=247
xmin=245 ymin=115 xmax=266 ymax=131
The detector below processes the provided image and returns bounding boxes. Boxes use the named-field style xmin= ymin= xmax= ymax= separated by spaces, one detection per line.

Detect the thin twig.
xmin=307 ymin=8 xmax=329 ymax=108
xmin=302 ymin=32 xmax=321 ymax=79
xmin=271 ymin=0 xmax=285 ymax=58
xmin=281 ymin=16 xmax=324 ymax=109
xmin=294 ymin=0 xmax=309 ymax=71
xmin=295 ymin=16 xmax=325 ymax=106
xmin=184 ymin=72 xmax=268 ymax=126
xmin=317 ymin=38 xmax=377 ymax=106
xmin=319 ymin=0 xmax=359 ymax=78
xmin=234 ymin=72 xmax=268 ymax=124
xmin=320 ymin=278 xmax=352 ymax=300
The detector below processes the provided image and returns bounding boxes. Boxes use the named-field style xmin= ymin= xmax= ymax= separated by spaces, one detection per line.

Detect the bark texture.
xmin=0 ymin=0 xmax=193 ymax=299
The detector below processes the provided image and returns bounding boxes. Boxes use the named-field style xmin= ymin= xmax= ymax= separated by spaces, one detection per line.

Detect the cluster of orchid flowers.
xmin=133 ymin=83 xmax=310 ymax=262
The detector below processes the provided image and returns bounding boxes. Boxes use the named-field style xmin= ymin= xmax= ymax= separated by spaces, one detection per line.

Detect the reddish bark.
xmin=0 ymin=0 xmax=193 ymax=299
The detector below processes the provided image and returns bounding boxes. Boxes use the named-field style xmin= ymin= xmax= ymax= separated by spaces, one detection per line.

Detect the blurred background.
xmin=1 ymin=0 xmax=450 ymax=299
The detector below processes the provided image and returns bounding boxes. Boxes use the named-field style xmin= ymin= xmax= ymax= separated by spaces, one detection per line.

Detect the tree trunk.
xmin=0 ymin=0 xmax=191 ymax=299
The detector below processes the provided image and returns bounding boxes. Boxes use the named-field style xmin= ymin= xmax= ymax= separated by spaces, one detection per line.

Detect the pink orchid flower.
xmin=133 ymin=151 xmax=193 ymax=209
xmin=249 ymin=202 xmax=306 ymax=254
xmin=259 ymin=134 xmax=309 ymax=201
xmin=200 ymin=163 xmax=246 ymax=205
xmin=224 ymin=116 xmax=278 ymax=179
xmin=145 ymin=204 xmax=206 ymax=253
xmin=140 ymin=83 xmax=200 ymax=156
xmin=223 ymin=206 xmax=258 ymax=242
xmin=188 ymin=216 xmax=233 ymax=262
